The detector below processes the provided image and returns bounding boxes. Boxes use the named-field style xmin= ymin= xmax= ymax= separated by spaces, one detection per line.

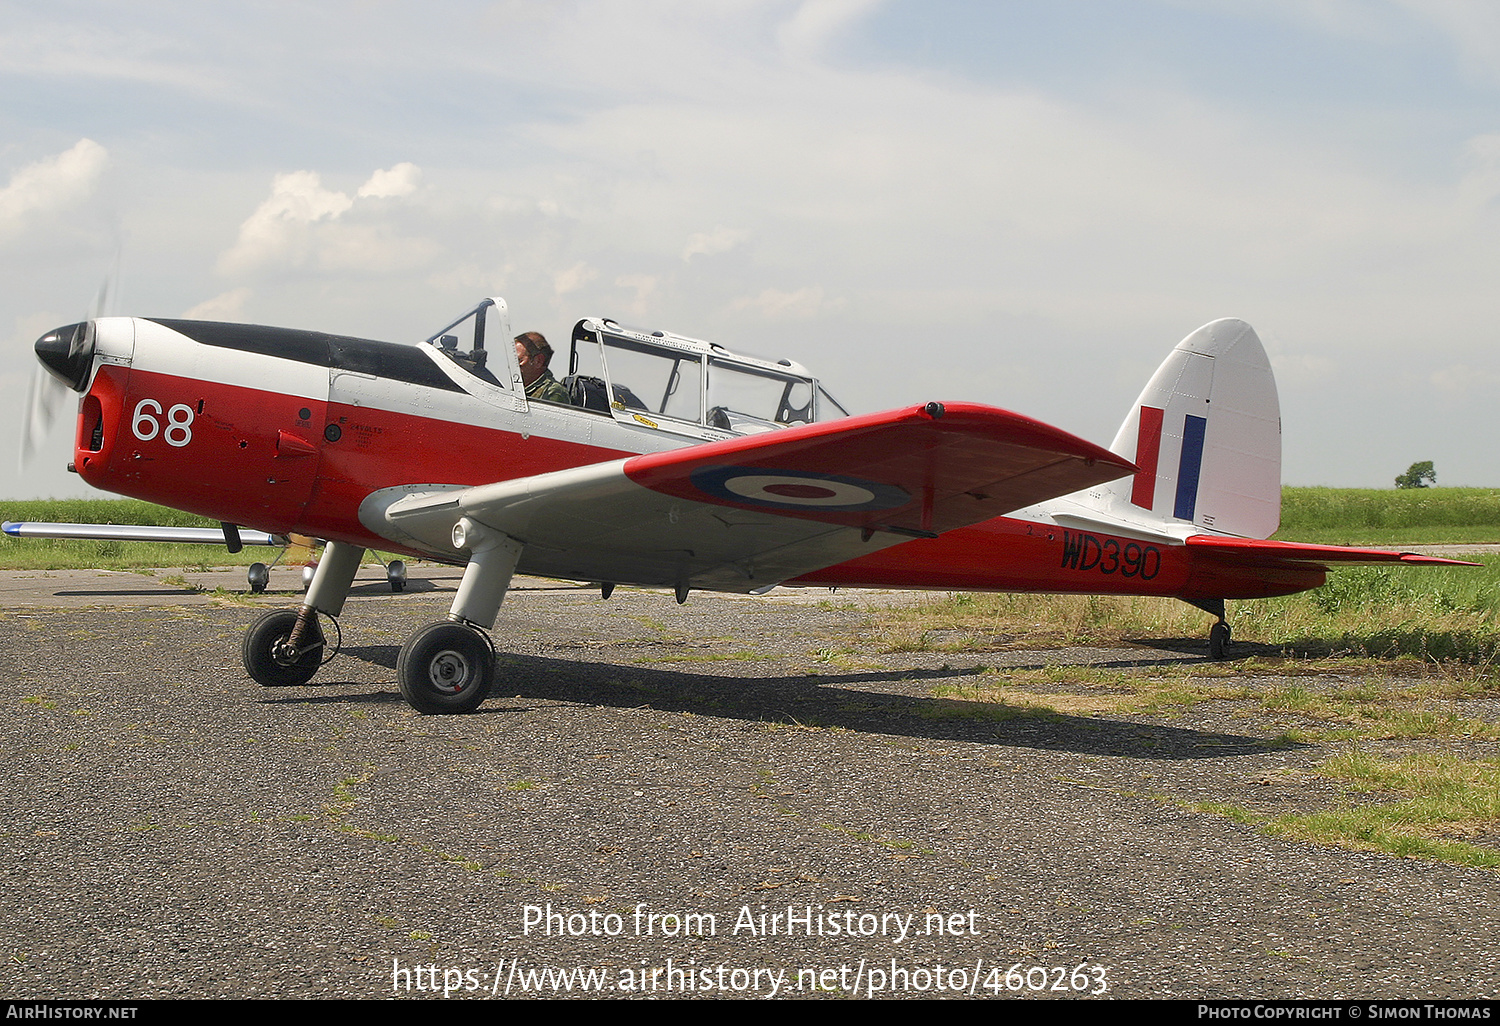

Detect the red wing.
xmin=623 ymin=402 xmax=1136 ymax=537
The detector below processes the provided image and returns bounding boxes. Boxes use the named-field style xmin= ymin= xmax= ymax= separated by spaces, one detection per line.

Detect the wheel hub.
xmin=428 ymin=649 xmax=471 ymax=693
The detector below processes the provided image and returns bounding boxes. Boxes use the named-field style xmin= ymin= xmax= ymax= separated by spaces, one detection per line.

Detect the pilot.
xmin=514 ymin=331 xmax=572 ymax=405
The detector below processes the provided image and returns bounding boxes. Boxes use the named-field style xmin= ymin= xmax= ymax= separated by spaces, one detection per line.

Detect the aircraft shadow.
xmin=274 ymin=642 xmax=1299 ymax=761
xmin=55 ymin=589 xmax=205 ymax=598
xmin=1125 ymin=636 xmax=1284 ymax=659
xmin=47 ymin=577 xmax=444 ymax=600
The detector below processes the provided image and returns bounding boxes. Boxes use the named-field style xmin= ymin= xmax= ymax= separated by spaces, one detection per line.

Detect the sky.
xmin=3 ymin=0 xmax=1498 ymax=500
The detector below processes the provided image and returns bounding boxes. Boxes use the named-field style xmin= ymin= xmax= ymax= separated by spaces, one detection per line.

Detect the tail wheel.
xmin=1209 ymin=620 xmax=1232 ymax=660
xmin=247 ymin=562 xmax=270 ymax=593
xmin=396 ymin=621 xmax=493 ymax=714
xmin=243 ymin=609 xmax=324 ymax=686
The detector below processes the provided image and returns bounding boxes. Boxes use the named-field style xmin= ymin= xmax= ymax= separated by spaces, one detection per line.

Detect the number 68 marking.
xmin=132 ymin=398 xmax=194 ymax=447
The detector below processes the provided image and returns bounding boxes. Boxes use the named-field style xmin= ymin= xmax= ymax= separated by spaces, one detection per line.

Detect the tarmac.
xmin=1 ymin=564 xmax=1497 ymax=1000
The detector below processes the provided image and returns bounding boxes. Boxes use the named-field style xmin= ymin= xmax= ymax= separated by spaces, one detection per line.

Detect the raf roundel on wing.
xmin=689 ymin=466 xmax=912 ymax=512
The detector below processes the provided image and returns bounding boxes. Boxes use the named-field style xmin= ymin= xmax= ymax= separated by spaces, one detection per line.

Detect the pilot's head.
xmin=514 ymin=332 xmax=553 ymax=386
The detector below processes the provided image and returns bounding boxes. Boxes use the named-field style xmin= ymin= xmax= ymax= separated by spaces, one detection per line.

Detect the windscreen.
xmin=601 ymin=335 xmax=702 ymax=423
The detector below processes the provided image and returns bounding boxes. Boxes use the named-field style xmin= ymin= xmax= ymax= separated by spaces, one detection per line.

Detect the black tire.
xmin=1209 ymin=621 xmax=1232 ymax=661
xmin=243 ymin=609 xmax=323 ymax=687
xmin=396 ymin=621 xmax=493 ymax=714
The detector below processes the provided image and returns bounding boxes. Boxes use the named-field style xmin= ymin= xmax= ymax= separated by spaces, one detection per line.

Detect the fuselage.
xmin=53 ymin=313 xmax=1322 ymax=602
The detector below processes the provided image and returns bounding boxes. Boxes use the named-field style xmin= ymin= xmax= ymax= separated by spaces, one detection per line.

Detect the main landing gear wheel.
xmin=242 ymin=609 xmax=325 ymax=687
xmin=1209 ymin=620 xmax=1232 ymax=661
xmin=396 ymin=621 xmax=494 ymax=715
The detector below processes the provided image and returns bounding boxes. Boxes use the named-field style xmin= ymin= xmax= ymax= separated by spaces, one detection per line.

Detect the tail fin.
xmin=1104 ymin=319 xmax=1281 ymax=539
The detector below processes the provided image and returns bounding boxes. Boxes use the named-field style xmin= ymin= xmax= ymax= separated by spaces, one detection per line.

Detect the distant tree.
xmin=1394 ymin=461 xmax=1437 ymax=489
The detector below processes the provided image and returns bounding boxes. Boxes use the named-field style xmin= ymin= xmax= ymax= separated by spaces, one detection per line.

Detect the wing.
xmin=1185 ymin=535 xmax=1479 ymax=567
xmin=2 ymin=521 xmax=281 ymax=546
xmin=365 ymin=402 xmax=1136 ymax=593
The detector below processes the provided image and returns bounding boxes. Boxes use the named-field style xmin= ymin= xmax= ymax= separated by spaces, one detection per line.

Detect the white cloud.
xmin=1430 ymin=362 xmax=1500 ymax=394
xmin=615 ymin=273 xmax=660 ymax=317
xmin=0 ymin=22 xmax=228 ymax=94
xmin=216 ymin=165 xmax=433 ymax=277
xmin=731 ymin=286 xmax=832 ymax=320
xmin=1270 ymin=352 xmax=1339 ymax=389
xmin=682 ymin=226 xmax=750 ymax=262
xmin=313 ymin=224 xmax=440 ymax=273
xmin=217 ymin=170 xmax=354 ymax=275
xmin=777 ymin=0 xmax=883 ymax=59
xmin=1458 ymin=132 xmax=1500 ymax=207
xmin=181 ymin=287 xmax=251 ymax=321
xmin=1393 ymin=0 xmax=1500 ymax=85
xmin=357 ymin=163 xmax=422 ymax=200
xmin=0 ymin=139 xmax=108 ymax=235
xmin=554 ymin=261 xmax=597 ymax=296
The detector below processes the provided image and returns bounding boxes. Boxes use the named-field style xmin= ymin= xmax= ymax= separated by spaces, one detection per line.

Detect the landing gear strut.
xmin=242 ymin=540 xmax=363 ymax=688
xmin=240 ymin=525 xmax=523 ymax=714
xmin=393 ymin=518 xmax=522 ymax=715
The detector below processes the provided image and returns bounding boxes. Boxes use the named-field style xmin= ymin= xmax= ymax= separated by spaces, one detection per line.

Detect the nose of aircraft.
xmin=34 ymin=321 xmax=94 ymax=392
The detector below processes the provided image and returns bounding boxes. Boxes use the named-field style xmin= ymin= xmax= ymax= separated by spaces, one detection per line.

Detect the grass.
xmin=0 ymin=499 xmax=403 ymax=571
xmin=0 ymin=500 xmax=267 ymax=570
xmin=1262 ymin=752 xmax=1500 ymax=869
xmin=870 ymin=557 xmax=1500 ymax=665
xmin=924 ymin=662 xmax=1500 ymax=867
xmin=1277 ymin=486 xmax=1500 ymax=545
xmin=865 ymin=547 xmax=1500 ymax=870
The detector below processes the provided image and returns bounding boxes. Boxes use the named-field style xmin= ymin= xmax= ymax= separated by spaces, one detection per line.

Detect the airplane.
xmin=26 ymin=297 xmax=1468 ymax=713
xmin=0 ymin=521 xmax=407 ymax=594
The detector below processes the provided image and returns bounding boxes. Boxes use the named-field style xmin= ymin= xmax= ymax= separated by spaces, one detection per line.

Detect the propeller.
xmin=18 ymin=275 xmax=114 ymax=474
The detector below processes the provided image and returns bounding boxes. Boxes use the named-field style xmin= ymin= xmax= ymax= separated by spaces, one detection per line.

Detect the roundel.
xmin=690 ymin=466 xmax=911 ymax=512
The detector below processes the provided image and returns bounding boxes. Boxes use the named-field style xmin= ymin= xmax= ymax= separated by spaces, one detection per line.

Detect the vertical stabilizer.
xmin=1105 ymin=319 xmax=1281 ymax=539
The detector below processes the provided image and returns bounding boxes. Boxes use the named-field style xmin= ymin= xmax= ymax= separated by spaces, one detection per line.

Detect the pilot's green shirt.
xmin=526 ymin=369 xmax=571 ymax=405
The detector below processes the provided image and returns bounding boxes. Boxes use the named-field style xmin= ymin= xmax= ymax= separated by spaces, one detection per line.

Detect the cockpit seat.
xmin=564 ymin=375 xmax=649 ymax=414
xmin=565 ymin=374 xmax=610 ymax=412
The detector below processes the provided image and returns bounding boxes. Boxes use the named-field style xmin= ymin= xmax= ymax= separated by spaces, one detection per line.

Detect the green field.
xmin=1277 ymin=486 xmax=1500 ymax=545
xmin=0 ymin=499 xmax=305 ymax=571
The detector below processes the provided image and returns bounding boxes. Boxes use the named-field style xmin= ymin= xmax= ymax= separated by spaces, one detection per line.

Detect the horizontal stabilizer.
xmin=1186 ymin=535 xmax=1479 ymax=568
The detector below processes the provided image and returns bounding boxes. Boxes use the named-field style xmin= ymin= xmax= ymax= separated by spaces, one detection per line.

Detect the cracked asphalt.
xmin=0 ymin=567 xmax=1495 ymax=1000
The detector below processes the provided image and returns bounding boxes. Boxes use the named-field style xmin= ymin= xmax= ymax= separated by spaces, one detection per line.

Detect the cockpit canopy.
xmin=424 ymin=299 xmax=849 ymax=438
xmin=568 ymin=317 xmax=848 ymax=435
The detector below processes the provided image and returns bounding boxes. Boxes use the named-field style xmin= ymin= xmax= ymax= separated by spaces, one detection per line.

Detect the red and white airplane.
xmin=26 ymin=297 xmax=1463 ymax=713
